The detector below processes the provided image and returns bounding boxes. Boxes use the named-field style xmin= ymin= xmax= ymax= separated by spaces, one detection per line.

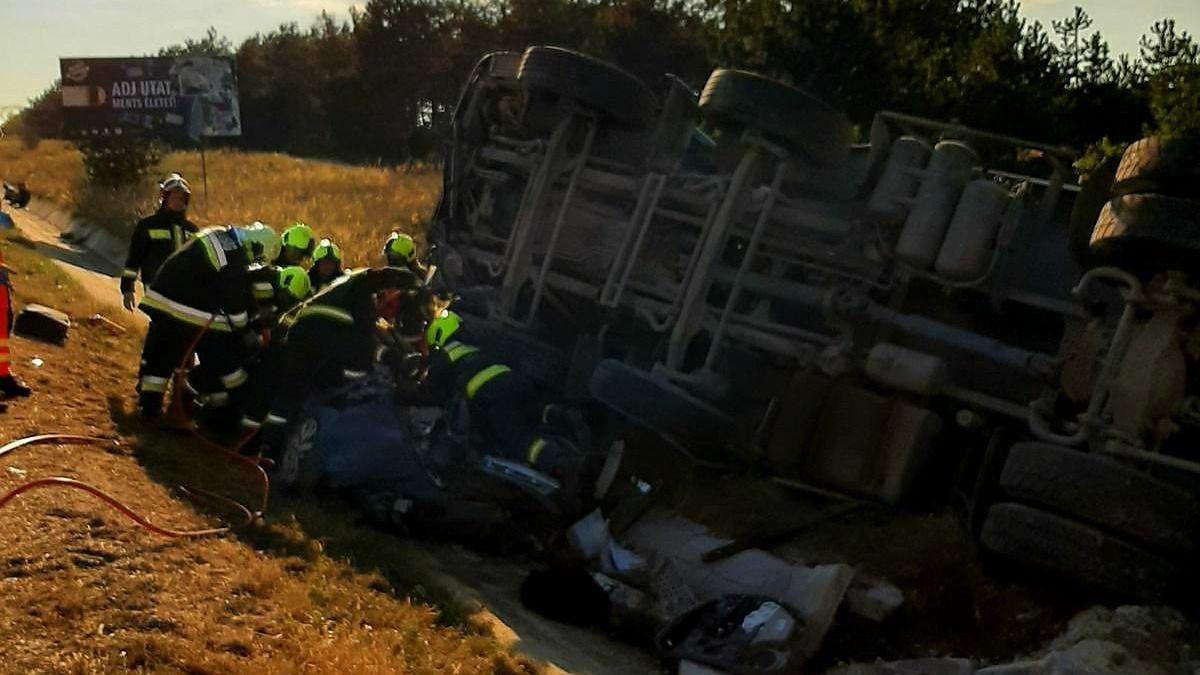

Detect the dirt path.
xmin=6 ymin=204 xmax=144 ymax=327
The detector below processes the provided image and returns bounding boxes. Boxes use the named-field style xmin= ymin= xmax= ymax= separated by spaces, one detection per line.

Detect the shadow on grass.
xmin=32 ymin=240 xmax=123 ymax=277
xmin=106 ymin=393 xmax=480 ymax=630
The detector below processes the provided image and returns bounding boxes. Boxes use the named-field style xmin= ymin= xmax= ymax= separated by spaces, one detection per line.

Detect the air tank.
xmin=866 ymin=136 xmax=932 ymax=219
xmin=894 ymin=140 xmax=978 ymax=269
xmin=934 ymin=179 xmax=1013 ymax=282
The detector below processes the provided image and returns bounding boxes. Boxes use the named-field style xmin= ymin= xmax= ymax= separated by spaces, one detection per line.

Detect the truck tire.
xmin=517 ymin=46 xmax=658 ymax=130
xmin=981 ymin=503 xmax=1181 ymax=602
xmin=999 ymin=442 xmax=1200 ymax=553
xmin=698 ymin=69 xmax=851 ymax=166
xmin=1089 ymin=193 xmax=1200 ymax=270
xmin=463 ymin=315 xmax=569 ymax=388
xmin=588 ymin=359 xmax=734 ymax=464
xmin=1111 ymin=136 xmax=1200 ymax=198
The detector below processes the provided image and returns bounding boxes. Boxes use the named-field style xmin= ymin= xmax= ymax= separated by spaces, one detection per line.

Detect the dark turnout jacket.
xmin=139 ymin=228 xmax=254 ymax=334
xmin=121 ymin=209 xmax=197 ymax=293
xmin=256 ymin=267 xmax=422 ymax=426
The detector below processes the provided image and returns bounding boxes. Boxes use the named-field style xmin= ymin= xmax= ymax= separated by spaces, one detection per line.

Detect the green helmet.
xmin=240 ymin=222 xmax=281 ymax=263
xmin=313 ymin=238 xmax=342 ymax=264
xmin=383 ymin=231 xmax=417 ymax=265
xmin=426 ymin=309 xmax=462 ymax=348
xmin=281 ymin=222 xmax=316 ymax=256
xmin=276 ymin=265 xmax=312 ymax=303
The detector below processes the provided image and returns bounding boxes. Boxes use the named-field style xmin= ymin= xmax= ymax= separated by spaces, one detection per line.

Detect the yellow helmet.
xmin=383 ymin=231 xmax=417 ymax=265
xmin=276 ymin=265 xmax=312 ymax=303
xmin=313 ymin=238 xmax=342 ymax=264
xmin=426 ymin=309 xmax=462 ymax=348
xmin=281 ymin=222 xmax=316 ymax=256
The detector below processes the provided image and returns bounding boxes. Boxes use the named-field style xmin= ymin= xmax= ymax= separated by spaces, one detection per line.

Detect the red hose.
xmin=0 ymin=434 xmax=115 ymax=460
xmin=0 ymin=312 xmax=278 ymax=538
xmin=0 ymin=478 xmax=249 ymax=537
xmin=0 ymin=433 xmax=264 ymax=538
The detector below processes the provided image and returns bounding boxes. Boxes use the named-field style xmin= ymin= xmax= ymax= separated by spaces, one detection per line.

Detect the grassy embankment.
xmin=0 ymin=157 xmax=536 ymax=672
xmin=0 ymin=139 xmax=441 ymax=266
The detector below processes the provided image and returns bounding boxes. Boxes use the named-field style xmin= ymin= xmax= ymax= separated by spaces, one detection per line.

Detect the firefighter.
xmin=0 ymin=245 xmax=31 ymax=412
xmin=258 ymin=266 xmax=426 ymax=446
xmin=248 ymin=261 xmax=313 ymax=329
xmin=309 ymin=238 xmax=344 ymax=290
xmin=277 ymin=222 xmax=316 ymax=268
xmin=273 ymin=265 xmax=312 ymax=317
xmin=383 ymin=231 xmax=428 ymax=279
xmin=136 ymin=223 xmax=280 ymax=429
xmin=420 ymin=311 xmax=587 ymax=482
xmin=121 ymin=174 xmax=198 ymax=311
xmin=244 ymin=265 xmax=313 ymax=436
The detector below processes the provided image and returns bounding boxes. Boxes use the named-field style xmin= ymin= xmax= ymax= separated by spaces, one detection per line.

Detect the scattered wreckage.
xmin=427 ymin=44 xmax=1200 ymax=610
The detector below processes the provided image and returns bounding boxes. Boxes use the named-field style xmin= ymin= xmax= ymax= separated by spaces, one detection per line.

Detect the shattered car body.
xmin=428 ymin=46 xmax=1200 ymax=600
xmin=275 ymin=372 xmax=611 ymax=541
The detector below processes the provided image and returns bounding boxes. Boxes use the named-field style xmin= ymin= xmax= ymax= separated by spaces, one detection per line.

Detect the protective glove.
xmin=122 ymin=291 xmax=136 ymax=311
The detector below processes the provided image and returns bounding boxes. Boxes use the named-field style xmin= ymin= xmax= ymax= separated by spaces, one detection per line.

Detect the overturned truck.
xmin=428 ymin=46 xmax=1200 ymax=600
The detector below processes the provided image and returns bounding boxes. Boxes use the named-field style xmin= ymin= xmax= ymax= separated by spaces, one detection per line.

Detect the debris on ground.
xmin=823 ymin=605 xmax=1200 ymax=675
xmin=976 ymin=605 xmax=1198 ymax=675
xmin=846 ymin=575 xmax=906 ymax=622
xmin=823 ymin=657 xmax=976 ymax=675
xmin=605 ymin=508 xmax=855 ymax=665
xmin=13 ymin=303 xmax=70 ymax=344
xmin=86 ymin=313 xmax=126 ymax=334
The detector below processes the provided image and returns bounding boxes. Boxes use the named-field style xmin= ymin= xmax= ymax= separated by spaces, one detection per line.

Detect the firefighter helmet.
xmin=159 ymin=173 xmax=191 ymax=195
xmin=158 ymin=173 xmax=191 ymax=207
xmin=281 ymin=222 xmax=316 ymax=256
xmin=426 ymin=309 xmax=461 ymax=348
xmin=313 ymin=238 xmax=342 ymax=264
xmin=240 ymin=222 xmax=281 ymax=263
xmin=277 ymin=265 xmax=312 ymax=303
xmin=383 ymin=232 xmax=417 ymax=265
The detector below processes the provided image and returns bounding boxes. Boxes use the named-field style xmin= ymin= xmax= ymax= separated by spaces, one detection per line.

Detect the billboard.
xmin=59 ymin=57 xmax=241 ymax=144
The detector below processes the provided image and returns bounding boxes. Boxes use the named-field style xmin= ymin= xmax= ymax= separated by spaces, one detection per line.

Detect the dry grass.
xmin=0 ymin=233 xmax=540 ymax=675
xmin=0 ymin=138 xmax=441 ymax=267
xmin=0 ymin=138 xmax=84 ymax=209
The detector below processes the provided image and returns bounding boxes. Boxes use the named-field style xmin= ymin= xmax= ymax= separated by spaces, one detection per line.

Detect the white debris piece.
xmin=846 ymin=575 xmax=904 ymax=622
xmin=622 ymin=509 xmax=855 ymax=658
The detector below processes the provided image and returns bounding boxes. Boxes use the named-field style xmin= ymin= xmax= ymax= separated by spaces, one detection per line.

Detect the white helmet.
xmin=240 ymin=221 xmax=281 ymax=263
xmin=159 ymin=173 xmax=191 ymax=195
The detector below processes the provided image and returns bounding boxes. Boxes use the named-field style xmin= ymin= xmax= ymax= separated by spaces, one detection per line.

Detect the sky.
xmin=2 ymin=0 xmax=1199 ymax=115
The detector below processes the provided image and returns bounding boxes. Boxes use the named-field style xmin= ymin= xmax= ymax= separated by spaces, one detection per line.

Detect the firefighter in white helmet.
xmin=121 ymin=173 xmax=198 ymax=311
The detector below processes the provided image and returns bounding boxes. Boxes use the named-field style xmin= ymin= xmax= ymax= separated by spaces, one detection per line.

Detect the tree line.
xmin=6 ymin=0 xmax=1200 ymax=170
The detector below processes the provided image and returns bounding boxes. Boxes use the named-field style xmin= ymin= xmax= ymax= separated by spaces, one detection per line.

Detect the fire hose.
xmin=0 ymin=317 xmax=274 ymax=538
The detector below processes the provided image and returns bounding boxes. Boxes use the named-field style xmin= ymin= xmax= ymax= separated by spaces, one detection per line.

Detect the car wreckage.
xmin=410 ymin=45 xmax=1200 ymax=601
